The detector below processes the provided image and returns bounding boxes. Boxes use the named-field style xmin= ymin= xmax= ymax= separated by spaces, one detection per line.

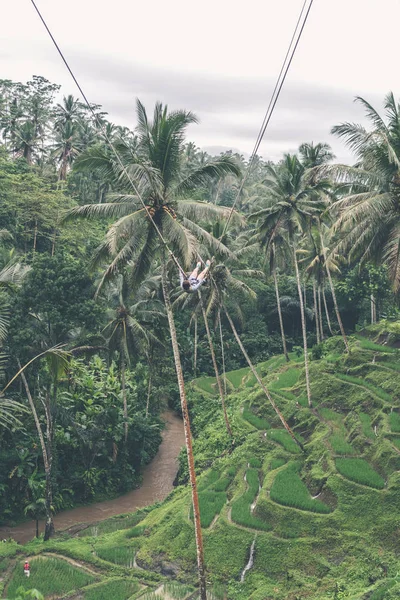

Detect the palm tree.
xmin=13 ymin=121 xmax=41 ymax=165
xmin=68 ymin=99 xmax=242 ymax=599
xmin=52 ymin=95 xmax=84 ymax=180
xmin=250 ymin=155 xmax=329 ymax=406
xmin=53 ymin=121 xmax=82 ymax=181
xmin=315 ymin=220 xmax=349 ymax=351
xmin=5 ymin=348 xmax=70 ymax=541
xmin=53 ymin=94 xmax=82 ymax=129
xmin=102 ymin=271 xmax=164 ymax=441
xmin=299 ymin=142 xmax=335 ymax=169
xmin=298 ymin=142 xmax=349 ymax=349
xmin=263 ymin=232 xmax=291 ymax=361
xmin=325 ymin=93 xmax=400 ymax=293
xmin=0 ymin=249 xmax=31 ymax=429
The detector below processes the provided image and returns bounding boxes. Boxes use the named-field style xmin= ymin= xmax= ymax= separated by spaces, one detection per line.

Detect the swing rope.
xmin=215 ymin=0 xmax=314 ymax=251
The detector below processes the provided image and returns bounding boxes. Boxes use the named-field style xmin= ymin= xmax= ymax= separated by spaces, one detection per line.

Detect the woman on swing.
xmin=180 ymin=260 xmax=211 ymax=293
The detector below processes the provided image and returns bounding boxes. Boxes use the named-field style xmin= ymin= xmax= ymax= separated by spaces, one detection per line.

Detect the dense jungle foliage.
xmin=1 ymin=76 xmax=400 ymax=599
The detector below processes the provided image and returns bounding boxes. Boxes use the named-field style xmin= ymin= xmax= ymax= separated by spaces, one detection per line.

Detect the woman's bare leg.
xmin=189 ymin=262 xmax=201 ymax=279
xmin=198 ymin=261 xmax=211 ymax=281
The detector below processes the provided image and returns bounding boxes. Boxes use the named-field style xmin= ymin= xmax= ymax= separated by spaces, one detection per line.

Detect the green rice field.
xmin=6 ymin=557 xmax=95 ymax=599
xmin=335 ymin=458 xmax=385 ymax=489
xmin=231 ymin=468 xmax=270 ymax=531
xmin=270 ymin=462 xmax=330 ymax=514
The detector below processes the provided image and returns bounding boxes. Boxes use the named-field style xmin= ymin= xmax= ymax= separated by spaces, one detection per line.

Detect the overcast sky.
xmin=1 ymin=0 xmax=399 ymax=163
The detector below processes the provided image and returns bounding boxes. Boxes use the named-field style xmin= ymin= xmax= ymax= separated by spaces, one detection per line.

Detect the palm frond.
xmin=63 ymin=201 xmax=138 ymax=223
xmin=178 ymin=200 xmax=245 ymax=227
xmin=173 ymin=156 xmax=242 ymax=197
xmin=181 ymin=217 xmax=236 ymax=260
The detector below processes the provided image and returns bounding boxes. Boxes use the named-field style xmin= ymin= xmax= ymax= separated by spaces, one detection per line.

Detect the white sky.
xmin=1 ymin=0 xmax=399 ymax=163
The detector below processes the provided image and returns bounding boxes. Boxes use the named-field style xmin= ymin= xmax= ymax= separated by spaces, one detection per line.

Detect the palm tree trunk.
xmin=322 ymin=288 xmax=333 ymax=335
xmin=199 ymin=295 xmax=232 ymax=437
xmin=318 ymin=223 xmax=349 ymax=352
xmin=36 ymin=519 xmax=39 ymax=539
xmin=370 ymin=294 xmax=377 ymax=324
xmin=193 ymin=315 xmax=198 ymax=378
xmin=33 ymin=220 xmax=38 ymax=252
xmin=293 ymin=249 xmax=312 ymax=407
xmin=161 ymin=260 xmax=207 ymax=600
xmin=218 ymin=313 xmax=227 ymax=395
xmin=121 ymin=356 xmax=128 ymax=442
xmin=44 ymin=467 xmax=54 ymax=541
xmin=145 ymin=371 xmax=152 ymax=419
xmin=273 ymin=268 xmax=290 ymax=362
xmin=18 ymin=364 xmax=55 ymax=540
xmin=313 ymin=281 xmax=320 ymax=345
xmin=224 ymin=308 xmax=304 ymax=451
xmin=318 ymin=285 xmax=324 ymax=341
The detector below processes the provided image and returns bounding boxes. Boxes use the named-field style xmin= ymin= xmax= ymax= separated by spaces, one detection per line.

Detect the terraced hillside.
xmin=2 ymin=332 xmax=400 ymax=599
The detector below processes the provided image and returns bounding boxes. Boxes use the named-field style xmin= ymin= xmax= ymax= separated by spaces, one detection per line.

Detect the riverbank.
xmin=0 ymin=411 xmax=184 ymax=545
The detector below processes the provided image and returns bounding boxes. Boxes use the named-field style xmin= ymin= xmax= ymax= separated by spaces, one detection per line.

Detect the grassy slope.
xmin=2 ymin=331 xmax=400 ymax=600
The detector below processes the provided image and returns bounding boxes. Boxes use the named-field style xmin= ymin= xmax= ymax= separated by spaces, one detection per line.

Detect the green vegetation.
xmin=368 ymin=579 xmax=398 ymax=599
xmin=270 ymin=458 xmax=287 ymax=470
xmin=270 ymin=462 xmax=331 ymax=513
xmin=84 ymin=579 xmax=139 ymax=600
xmin=359 ymin=412 xmax=375 ymax=440
xmin=269 ymin=368 xmax=300 ymax=390
xmin=80 ymin=512 xmax=146 ymax=537
xmin=335 ymin=458 xmax=385 ymax=489
xmin=389 ymin=411 xmax=400 ymax=432
xmin=225 ymin=367 xmax=251 ymax=389
xmin=355 ymin=336 xmax=397 ymax=353
xmin=231 ymin=468 xmax=270 ymax=531
xmin=140 ymin=583 xmax=195 ymax=599
xmin=95 ymin=546 xmax=137 ymax=566
xmin=334 ymin=373 xmax=392 ymax=401
xmin=6 ymin=558 xmax=95 ymax=599
xmin=267 ymin=429 xmax=302 ymax=453
xmin=242 ymin=404 xmax=270 ymax=430
xmin=319 ymin=408 xmax=343 ymax=424
xmin=196 ymin=491 xmax=227 ymax=528
xmin=330 ymin=433 xmax=355 ymax=455
xmin=248 ymin=457 xmax=262 ymax=468
xmin=192 ymin=469 xmax=236 ymax=526
xmin=319 ymin=408 xmax=355 ymax=454
xmin=194 ymin=376 xmax=216 ymax=395
xmin=391 ymin=437 xmax=400 ymax=450
xmin=126 ymin=525 xmax=147 ymax=538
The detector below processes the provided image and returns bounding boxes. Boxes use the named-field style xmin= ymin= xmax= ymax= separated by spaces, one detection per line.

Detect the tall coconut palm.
xmin=250 ymin=155 xmax=329 ymax=406
xmin=5 ymin=348 xmax=70 ymax=541
xmin=299 ymin=142 xmax=335 ymax=170
xmin=298 ymin=142 xmax=349 ymax=349
xmin=67 ymin=99 xmax=242 ymax=600
xmin=315 ymin=220 xmax=349 ymax=351
xmin=13 ymin=121 xmax=40 ymax=165
xmin=102 ymin=272 xmax=164 ymax=441
xmin=52 ymin=95 xmax=84 ymax=180
xmin=324 ymin=93 xmax=400 ymax=293
xmin=261 ymin=229 xmax=291 ymax=361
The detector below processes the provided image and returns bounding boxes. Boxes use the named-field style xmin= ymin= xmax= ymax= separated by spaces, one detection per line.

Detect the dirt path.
xmin=0 ymin=411 xmax=185 ymax=545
